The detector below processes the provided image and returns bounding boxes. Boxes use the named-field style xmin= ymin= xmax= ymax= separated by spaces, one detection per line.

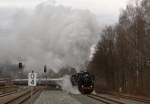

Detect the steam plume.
xmin=0 ymin=2 xmax=99 ymax=72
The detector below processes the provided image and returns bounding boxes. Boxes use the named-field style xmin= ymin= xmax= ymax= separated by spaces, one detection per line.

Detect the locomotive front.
xmin=71 ymin=71 xmax=95 ymax=94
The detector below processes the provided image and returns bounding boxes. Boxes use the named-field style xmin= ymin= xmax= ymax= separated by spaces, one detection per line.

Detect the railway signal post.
xmin=44 ymin=65 xmax=47 ymax=88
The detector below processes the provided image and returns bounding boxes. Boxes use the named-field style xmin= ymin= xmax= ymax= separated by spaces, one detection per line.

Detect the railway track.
xmin=87 ymin=94 xmax=125 ymax=104
xmin=118 ymin=94 xmax=150 ymax=104
xmin=0 ymin=85 xmax=18 ymax=97
xmin=101 ymin=91 xmax=150 ymax=104
xmin=0 ymin=90 xmax=17 ymax=97
xmin=3 ymin=87 xmax=41 ymax=104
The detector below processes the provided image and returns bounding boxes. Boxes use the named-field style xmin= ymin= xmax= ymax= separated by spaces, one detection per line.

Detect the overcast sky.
xmin=0 ymin=0 xmax=130 ymax=24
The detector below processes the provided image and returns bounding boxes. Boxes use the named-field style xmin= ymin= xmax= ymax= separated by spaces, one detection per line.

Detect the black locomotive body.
xmin=71 ymin=71 xmax=95 ymax=94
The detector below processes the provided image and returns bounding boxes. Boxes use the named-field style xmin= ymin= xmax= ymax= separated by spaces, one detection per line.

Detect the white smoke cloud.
xmin=0 ymin=2 xmax=99 ymax=73
xmin=59 ymin=75 xmax=80 ymax=94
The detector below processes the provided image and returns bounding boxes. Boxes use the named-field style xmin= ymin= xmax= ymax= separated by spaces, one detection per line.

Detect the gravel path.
xmin=34 ymin=90 xmax=83 ymax=104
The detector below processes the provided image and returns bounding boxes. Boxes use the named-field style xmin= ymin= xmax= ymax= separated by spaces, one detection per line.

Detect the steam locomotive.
xmin=71 ymin=71 xmax=95 ymax=94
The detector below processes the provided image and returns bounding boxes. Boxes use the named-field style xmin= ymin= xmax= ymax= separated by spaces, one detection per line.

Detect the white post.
xmin=30 ymin=87 xmax=33 ymax=104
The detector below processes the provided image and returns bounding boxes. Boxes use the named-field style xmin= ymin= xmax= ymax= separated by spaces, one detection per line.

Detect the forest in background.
xmin=88 ymin=0 xmax=150 ymax=96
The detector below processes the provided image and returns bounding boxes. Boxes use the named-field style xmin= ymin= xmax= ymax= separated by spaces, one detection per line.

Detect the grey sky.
xmin=0 ymin=0 xmax=130 ymax=24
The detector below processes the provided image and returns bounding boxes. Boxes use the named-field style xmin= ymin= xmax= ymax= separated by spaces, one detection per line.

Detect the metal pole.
xmin=46 ymin=72 xmax=47 ymax=88
xmin=136 ymin=69 xmax=139 ymax=88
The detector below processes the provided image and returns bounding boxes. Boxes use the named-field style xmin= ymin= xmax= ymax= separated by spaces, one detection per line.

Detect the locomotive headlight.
xmin=81 ymin=85 xmax=84 ymax=88
xmin=90 ymin=85 xmax=93 ymax=88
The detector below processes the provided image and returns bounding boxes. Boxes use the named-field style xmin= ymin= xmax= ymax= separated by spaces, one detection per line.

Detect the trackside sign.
xmin=28 ymin=72 xmax=37 ymax=86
